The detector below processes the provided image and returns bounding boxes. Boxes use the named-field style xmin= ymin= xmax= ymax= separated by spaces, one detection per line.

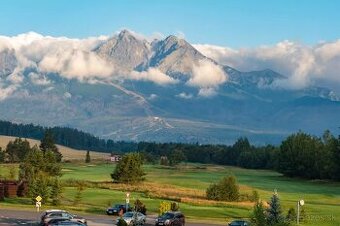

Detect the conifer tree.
xmin=85 ymin=150 xmax=91 ymax=163
xmin=266 ymin=192 xmax=286 ymax=226
xmin=50 ymin=177 xmax=63 ymax=206
xmin=40 ymin=130 xmax=62 ymax=162
xmin=251 ymin=201 xmax=267 ymax=226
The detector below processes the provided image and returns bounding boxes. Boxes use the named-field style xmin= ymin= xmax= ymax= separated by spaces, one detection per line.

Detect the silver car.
xmin=116 ymin=211 xmax=146 ymax=226
xmin=40 ymin=209 xmax=87 ymax=226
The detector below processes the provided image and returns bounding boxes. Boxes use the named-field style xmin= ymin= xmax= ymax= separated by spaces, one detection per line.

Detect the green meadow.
xmin=1 ymin=163 xmax=339 ymax=225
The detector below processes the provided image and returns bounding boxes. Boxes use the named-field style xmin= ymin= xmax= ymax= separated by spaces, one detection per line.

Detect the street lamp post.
xmin=297 ymin=199 xmax=305 ymax=224
xmin=126 ymin=192 xmax=130 ymax=213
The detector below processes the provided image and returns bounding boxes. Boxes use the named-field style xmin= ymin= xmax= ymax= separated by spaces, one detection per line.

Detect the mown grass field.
xmin=1 ymin=162 xmax=339 ymax=225
xmin=62 ymin=164 xmax=340 ymax=225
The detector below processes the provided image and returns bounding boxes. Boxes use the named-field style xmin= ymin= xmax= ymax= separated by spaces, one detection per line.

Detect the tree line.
xmin=0 ymin=120 xmax=135 ymax=153
xmin=138 ymin=131 xmax=340 ymax=181
xmin=1 ymin=120 xmax=339 ymax=181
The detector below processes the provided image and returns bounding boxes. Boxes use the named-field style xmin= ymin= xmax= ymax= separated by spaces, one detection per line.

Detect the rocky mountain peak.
xmin=95 ymin=30 xmax=151 ymax=71
xmin=118 ymin=29 xmax=137 ymax=41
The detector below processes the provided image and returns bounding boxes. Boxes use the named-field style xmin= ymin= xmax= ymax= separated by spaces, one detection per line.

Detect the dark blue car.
xmin=106 ymin=204 xmax=131 ymax=215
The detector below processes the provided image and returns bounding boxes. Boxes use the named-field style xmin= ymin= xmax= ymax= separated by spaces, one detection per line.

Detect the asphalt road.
xmin=0 ymin=209 xmax=222 ymax=226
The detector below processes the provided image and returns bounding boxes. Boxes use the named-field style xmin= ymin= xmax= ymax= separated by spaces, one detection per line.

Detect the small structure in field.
xmin=0 ymin=180 xmax=28 ymax=198
xmin=110 ymin=154 xmax=122 ymax=162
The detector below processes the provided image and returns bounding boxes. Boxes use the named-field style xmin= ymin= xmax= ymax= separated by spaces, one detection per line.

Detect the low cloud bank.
xmin=1 ymin=31 xmax=339 ymax=101
xmin=188 ymin=59 xmax=228 ymax=96
xmin=194 ymin=40 xmax=340 ymax=90
xmin=0 ymin=32 xmax=176 ymax=86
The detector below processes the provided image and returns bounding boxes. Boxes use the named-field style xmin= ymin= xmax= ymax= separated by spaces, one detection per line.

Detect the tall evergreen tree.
xmin=334 ymin=136 xmax=340 ymax=180
xmin=266 ymin=192 xmax=286 ymax=226
xmin=19 ymin=145 xmax=45 ymax=181
xmin=6 ymin=138 xmax=31 ymax=162
xmin=85 ymin=150 xmax=91 ymax=163
xmin=50 ymin=177 xmax=63 ymax=206
xmin=40 ymin=130 xmax=62 ymax=162
xmin=0 ymin=147 xmax=4 ymax=163
xmin=278 ymin=132 xmax=324 ymax=179
xmin=251 ymin=201 xmax=267 ymax=226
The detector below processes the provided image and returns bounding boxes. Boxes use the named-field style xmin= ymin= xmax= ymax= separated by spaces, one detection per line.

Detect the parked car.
xmin=155 ymin=211 xmax=185 ymax=226
xmin=107 ymin=204 xmax=131 ymax=215
xmin=116 ymin=211 xmax=146 ymax=225
xmin=228 ymin=220 xmax=251 ymax=226
xmin=47 ymin=218 xmax=86 ymax=226
xmin=40 ymin=210 xmax=87 ymax=226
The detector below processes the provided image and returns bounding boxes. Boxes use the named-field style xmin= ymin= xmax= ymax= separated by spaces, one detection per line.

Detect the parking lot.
xmin=0 ymin=209 xmax=221 ymax=226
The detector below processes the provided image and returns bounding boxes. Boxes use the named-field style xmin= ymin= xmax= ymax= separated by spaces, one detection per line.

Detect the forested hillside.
xmin=0 ymin=120 xmax=136 ymax=153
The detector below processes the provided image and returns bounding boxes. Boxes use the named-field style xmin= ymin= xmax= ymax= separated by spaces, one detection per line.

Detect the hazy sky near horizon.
xmin=1 ymin=0 xmax=339 ymax=47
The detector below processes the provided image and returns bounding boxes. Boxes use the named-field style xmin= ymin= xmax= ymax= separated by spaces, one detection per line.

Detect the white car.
xmin=116 ymin=211 xmax=146 ymax=226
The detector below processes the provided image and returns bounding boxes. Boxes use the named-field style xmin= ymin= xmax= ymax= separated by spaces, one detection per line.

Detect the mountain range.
xmin=0 ymin=30 xmax=339 ymax=144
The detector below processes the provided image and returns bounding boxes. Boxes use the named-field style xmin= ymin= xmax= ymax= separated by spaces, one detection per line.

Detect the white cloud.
xmin=0 ymin=31 xmax=178 ymax=86
xmin=194 ymin=40 xmax=340 ymax=90
xmin=64 ymin=92 xmax=72 ymax=99
xmin=198 ymin=88 xmax=217 ymax=97
xmin=29 ymin=72 xmax=51 ymax=86
xmin=175 ymin=31 xmax=186 ymax=39
xmin=39 ymin=50 xmax=114 ymax=80
xmin=129 ymin=68 xmax=178 ymax=85
xmin=0 ymin=82 xmax=19 ymax=101
xmin=176 ymin=92 xmax=193 ymax=99
xmin=187 ymin=59 xmax=227 ymax=96
xmin=2 ymin=30 xmax=339 ymax=94
xmin=6 ymin=71 xmax=24 ymax=84
xmin=148 ymin=94 xmax=158 ymax=100
xmin=43 ymin=86 xmax=54 ymax=92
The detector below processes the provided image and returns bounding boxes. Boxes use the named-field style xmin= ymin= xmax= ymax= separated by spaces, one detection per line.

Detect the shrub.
xmin=117 ymin=218 xmax=128 ymax=226
xmin=171 ymin=202 xmax=179 ymax=211
xmin=73 ymin=181 xmax=86 ymax=205
xmin=111 ymin=153 xmax=145 ymax=183
xmin=286 ymin=207 xmax=296 ymax=223
xmin=134 ymin=199 xmax=147 ymax=215
xmin=159 ymin=201 xmax=171 ymax=215
xmin=206 ymin=175 xmax=239 ymax=201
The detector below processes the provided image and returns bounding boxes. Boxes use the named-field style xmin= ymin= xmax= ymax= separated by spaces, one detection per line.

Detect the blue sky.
xmin=1 ymin=0 xmax=339 ymax=47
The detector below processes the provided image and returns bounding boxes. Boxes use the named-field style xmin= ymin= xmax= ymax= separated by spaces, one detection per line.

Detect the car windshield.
xmin=114 ymin=204 xmax=123 ymax=208
xmin=230 ymin=221 xmax=246 ymax=225
xmin=161 ymin=212 xmax=175 ymax=219
xmin=57 ymin=222 xmax=84 ymax=226
xmin=123 ymin=212 xmax=134 ymax=217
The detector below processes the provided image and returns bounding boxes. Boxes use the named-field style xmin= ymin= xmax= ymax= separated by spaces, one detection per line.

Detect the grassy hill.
xmin=0 ymin=135 xmax=110 ymax=161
